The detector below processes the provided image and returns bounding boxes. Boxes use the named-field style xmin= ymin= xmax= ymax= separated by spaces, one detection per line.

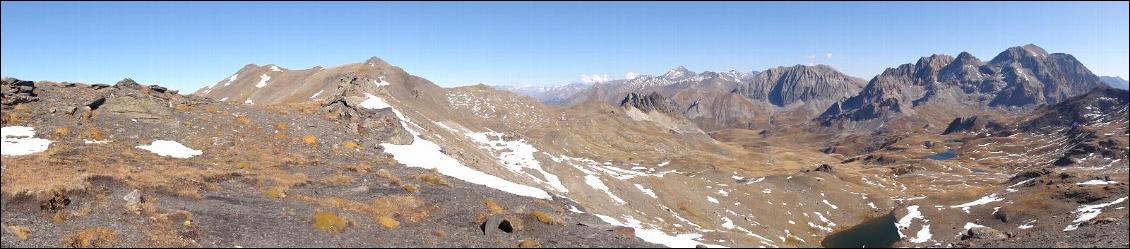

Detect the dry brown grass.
xmin=483 ymin=198 xmax=505 ymax=215
xmin=235 ymin=115 xmax=251 ymax=125
xmin=343 ymin=140 xmax=362 ymax=150
xmin=518 ymin=240 xmax=541 ymax=248
xmin=324 ymin=174 xmax=354 ymax=185
xmin=53 ymin=127 xmax=70 ymax=138
xmin=312 ymin=210 xmax=350 ymax=234
xmin=202 ymin=105 xmax=219 ymax=113
xmin=264 ymin=185 xmax=288 ymax=199
xmin=402 ymin=184 xmax=418 ymax=193
xmin=345 ymin=164 xmax=371 ymax=173
xmin=82 ymin=129 xmax=105 ymax=141
xmin=416 ymin=174 xmax=450 ymax=187
xmin=294 ymin=194 xmax=435 ymax=225
xmin=63 ymin=227 xmax=118 ymax=248
xmin=376 ymin=169 xmax=403 ymax=186
xmin=6 ymin=225 xmax=31 ymax=240
xmin=174 ymin=103 xmax=193 ymax=112
xmin=302 ymin=135 xmax=317 ymax=145
xmin=274 ymin=123 xmax=289 ymax=131
xmin=376 ymin=215 xmax=400 ymax=229
xmin=529 ymin=211 xmax=564 ymax=225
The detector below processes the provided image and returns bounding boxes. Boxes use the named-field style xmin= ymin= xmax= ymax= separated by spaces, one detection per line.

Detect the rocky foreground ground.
xmin=0 ymin=78 xmax=658 ymax=248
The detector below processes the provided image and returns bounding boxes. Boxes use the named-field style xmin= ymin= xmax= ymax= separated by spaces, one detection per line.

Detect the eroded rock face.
xmin=820 ymin=44 xmax=1106 ymax=126
xmin=99 ymin=91 xmax=173 ymax=122
xmin=620 ymin=92 xmax=678 ymax=114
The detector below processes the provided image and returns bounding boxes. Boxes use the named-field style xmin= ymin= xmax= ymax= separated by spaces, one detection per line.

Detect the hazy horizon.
xmin=2 ymin=1 xmax=1127 ymax=92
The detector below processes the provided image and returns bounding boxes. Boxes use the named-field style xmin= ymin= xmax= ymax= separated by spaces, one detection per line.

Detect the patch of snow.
xmin=310 ymin=90 xmax=324 ymax=99
xmin=594 ymin=214 xmax=723 ymax=248
xmin=585 ymin=174 xmax=625 ymax=204
xmin=657 ymin=161 xmax=670 ymax=167
xmin=244 ymin=99 xmax=254 ymax=105
xmin=374 ymin=76 xmax=390 ymax=87
xmin=269 ymin=65 xmax=281 ymax=71
xmin=465 ymin=131 xmax=568 ymax=193
xmin=1018 ymin=220 xmax=1036 ymax=230
xmin=1077 ymin=180 xmax=1118 ymax=185
xmin=223 ymin=74 xmax=238 ymax=86
xmin=568 ymin=205 xmax=584 ymax=213
xmin=135 ymin=140 xmax=202 ymax=158
xmin=219 ymin=97 xmax=228 ymax=101
xmin=707 ymin=196 xmax=719 ymax=204
xmin=1 ymin=126 xmax=52 ymax=156
xmin=762 ymin=188 xmax=772 ymax=194
xmin=822 ymin=199 xmax=839 ymax=209
xmin=950 ymin=194 xmax=1003 ymax=213
xmin=634 ymin=184 xmax=658 ymax=198
xmin=364 ymin=93 xmax=551 ymax=199
xmin=83 ymin=139 xmax=112 ymax=144
xmin=1064 ymin=197 xmax=1128 ymax=231
xmin=255 ymin=74 xmax=271 ymax=88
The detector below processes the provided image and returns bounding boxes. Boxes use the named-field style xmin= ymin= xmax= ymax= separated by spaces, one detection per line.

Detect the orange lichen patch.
xmin=202 ymin=105 xmax=219 ymax=113
xmin=6 ymin=225 xmax=32 ymax=240
xmin=312 ymin=210 xmax=350 ymax=234
xmin=63 ymin=227 xmax=118 ymax=248
xmin=274 ymin=123 xmax=289 ymax=131
xmin=529 ymin=211 xmax=564 ymax=225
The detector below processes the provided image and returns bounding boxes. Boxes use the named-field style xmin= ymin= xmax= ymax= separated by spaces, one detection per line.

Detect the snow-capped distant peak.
xmin=663 ymin=66 xmax=695 ymax=79
xmin=625 ymin=72 xmax=640 ymax=80
xmin=269 ymin=65 xmax=282 ymax=71
xmin=581 ymin=74 xmax=612 ymax=84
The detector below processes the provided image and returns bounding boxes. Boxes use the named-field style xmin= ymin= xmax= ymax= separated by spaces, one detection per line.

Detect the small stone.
xmin=122 ymin=189 xmax=143 ymax=205
xmin=962 ymin=226 xmax=1007 ymax=240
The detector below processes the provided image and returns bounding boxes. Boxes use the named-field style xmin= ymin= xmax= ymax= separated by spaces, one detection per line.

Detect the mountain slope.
xmin=819 ymin=44 xmax=1106 ymax=128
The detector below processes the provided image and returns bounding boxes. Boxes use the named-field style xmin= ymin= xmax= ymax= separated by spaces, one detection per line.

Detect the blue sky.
xmin=2 ymin=1 xmax=1127 ymax=91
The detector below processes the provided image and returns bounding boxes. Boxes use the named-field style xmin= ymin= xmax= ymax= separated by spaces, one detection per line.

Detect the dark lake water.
xmin=925 ymin=149 xmax=957 ymax=160
xmin=820 ymin=213 xmax=900 ymax=248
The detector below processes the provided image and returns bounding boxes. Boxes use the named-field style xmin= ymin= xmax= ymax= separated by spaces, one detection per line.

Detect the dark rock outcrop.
xmin=620 ymin=92 xmax=678 ymax=114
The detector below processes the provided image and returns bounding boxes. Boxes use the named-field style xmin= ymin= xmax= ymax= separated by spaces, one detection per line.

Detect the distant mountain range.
xmin=492 ymin=44 xmax=1110 ymax=132
xmin=1101 ymin=76 xmax=1129 ymax=90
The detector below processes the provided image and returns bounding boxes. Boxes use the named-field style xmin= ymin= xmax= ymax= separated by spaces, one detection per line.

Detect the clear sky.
xmin=2 ymin=1 xmax=1127 ymax=92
